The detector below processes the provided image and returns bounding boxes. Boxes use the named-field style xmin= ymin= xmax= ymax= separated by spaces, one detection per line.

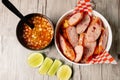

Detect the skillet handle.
xmin=2 ymin=0 xmax=24 ymax=19
xmin=2 ymin=0 xmax=34 ymax=29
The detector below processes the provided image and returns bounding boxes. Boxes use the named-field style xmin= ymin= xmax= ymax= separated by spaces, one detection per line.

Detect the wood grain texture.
xmin=0 ymin=0 xmax=120 ymax=80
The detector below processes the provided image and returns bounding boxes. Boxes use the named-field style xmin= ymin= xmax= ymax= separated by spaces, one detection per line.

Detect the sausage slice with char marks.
xmin=74 ymin=33 xmax=85 ymax=63
xmin=94 ymin=28 xmax=108 ymax=54
xmin=66 ymin=26 xmax=78 ymax=47
xmin=86 ymin=23 xmax=102 ymax=42
xmin=59 ymin=34 xmax=76 ymax=61
xmin=74 ymin=45 xmax=83 ymax=63
xmin=82 ymin=39 xmax=96 ymax=62
xmin=99 ymin=28 xmax=108 ymax=50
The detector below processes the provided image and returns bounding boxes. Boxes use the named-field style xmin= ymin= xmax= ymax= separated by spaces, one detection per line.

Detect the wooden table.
xmin=0 ymin=0 xmax=120 ymax=80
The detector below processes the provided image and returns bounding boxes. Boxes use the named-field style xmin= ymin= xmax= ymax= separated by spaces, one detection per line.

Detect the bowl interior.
xmin=55 ymin=10 xmax=112 ymax=65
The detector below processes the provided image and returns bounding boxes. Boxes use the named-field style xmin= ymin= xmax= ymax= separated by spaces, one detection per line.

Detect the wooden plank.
xmin=0 ymin=1 xmax=8 ymax=79
xmin=36 ymin=0 xmax=43 ymax=13
xmin=72 ymin=65 xmax=81 ymax=80
xmin=80 ymin=65 xmax=102 ymax=80
xmin=0 ymin=0 xmax=20 ymax=36
xmin=20 ymin=0 xmax=38 ymax=15
xmin=0 ymin=36 xmax=1 ymax=54
xmin=105 ymin=0 xmax=119 ymax=57
xmin=93 ymin=0 xmax=120 ymax=80
xmin=118 ymin=0 xmax=120 ymax=53
xmin=0 ymin=36 xmax=18 ymax=80
xmin=33 ymin=69 xmax=44 ymax=80
xmin=20 ymin=0 xmax=46 ymax=15
xmin=102 ymin=64 xmax=120 ymax=80
xmin=0 ymin=36 xmax=39 ymax=80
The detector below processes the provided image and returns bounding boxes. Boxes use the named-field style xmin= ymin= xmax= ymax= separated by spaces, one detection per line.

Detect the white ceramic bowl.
xmin=55 ymin=10 xmax=112 ymax=65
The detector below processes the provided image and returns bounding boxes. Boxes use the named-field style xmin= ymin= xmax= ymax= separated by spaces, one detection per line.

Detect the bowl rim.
xmin=55 ymin=10 xmax=112 ymax=65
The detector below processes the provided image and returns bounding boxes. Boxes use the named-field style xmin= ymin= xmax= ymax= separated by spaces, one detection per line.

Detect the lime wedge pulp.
xmin=57 ymin=65 xmax=72 ymax=80
xmin=39 ymin=57 xmax=53 ymax=75
xmin=48 ymin=59 xmax=62 ymax=76
xmin=27 ymin=53 xmax=44 ymax=68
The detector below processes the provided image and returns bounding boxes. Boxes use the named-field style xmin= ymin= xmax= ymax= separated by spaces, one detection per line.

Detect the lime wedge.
xmin=39 ymin=57 xmax=53 ymax=75
xmin=48 ymin=59 xmax=62 ymax=76
xmin=57 ymin=65 xmax=72 ymax=80
xmin=27 ymin=53 xmax=44 ymax=68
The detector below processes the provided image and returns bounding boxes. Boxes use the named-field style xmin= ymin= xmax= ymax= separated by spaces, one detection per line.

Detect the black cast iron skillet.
xmin=2 ymin=0 xmax=54 ymax=50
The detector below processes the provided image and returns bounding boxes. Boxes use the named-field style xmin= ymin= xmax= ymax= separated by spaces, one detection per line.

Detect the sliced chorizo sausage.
xmin=86 ymin=23 xmax=102 ymax=42
xmin=68 ymin=12 xmax=83 ymax=26
xmin=99 ymin=28 xmax=108 ymax=50
xmin=94 ymin=28 xmax=108 ymax=54
xmin=82 ymin=39 xmax=96 ymax=62
xmin=76 ymin=14 xmax=91 ymax=34
xmin=62 ymin=29 xmax=68 ymax=40
xmin=74 ymin=45 xmax=83 ymax=63
xmin=66 ymin=26 xmax=78 ymax=47
xmin=59 ymin=34 xmax=76 ymax=61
